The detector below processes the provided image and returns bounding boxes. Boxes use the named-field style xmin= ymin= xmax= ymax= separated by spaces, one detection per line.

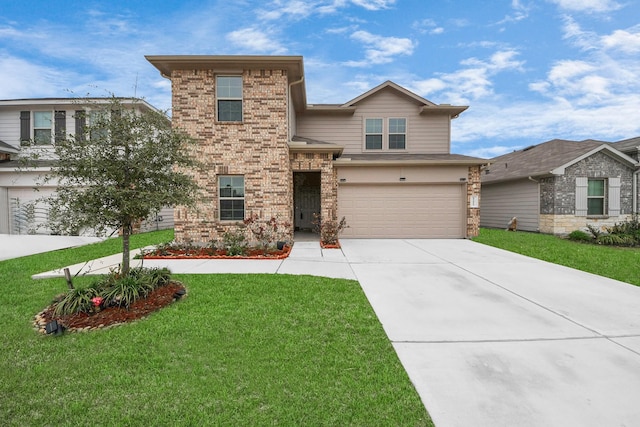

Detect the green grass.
xmin=473 ymin=228 xmax=640 ymax=287
xmin=0 ymin=230 xmax=431 ymax=426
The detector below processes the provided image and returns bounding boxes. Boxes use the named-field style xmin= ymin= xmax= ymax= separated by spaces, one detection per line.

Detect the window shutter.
xmin=20 ymin=111 xmax=30 ymax=143
xmin=75 ymin=110 xmax=86 ymax=142
xmin=575 ymin=177 xmax=587 ymax=216
xmin=608 ymin=177 xmax=621 ymax=216
xmin=54 ymin=111 xmax=66 ymax=143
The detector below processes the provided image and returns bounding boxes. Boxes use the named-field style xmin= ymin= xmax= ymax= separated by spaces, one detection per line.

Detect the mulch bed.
xmin=142 ymin=245 xmax=291 ymax=260
xmin=34 ymin=282 xmax=186 ymax=334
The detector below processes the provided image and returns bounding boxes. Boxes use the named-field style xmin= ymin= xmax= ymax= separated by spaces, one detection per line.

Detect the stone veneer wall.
xmin=539 ymin=214 xmax=633 ymax=235
xmin=467 ymin=165 xmax=481 ymax=237
xmin=171 ymin=68 xmax=293 ymax=243
xmin=289 ymin=152 xmax=337 ymax=223
xmin=538 ymin=151 xmax=635 ymax=235
xmin=540 ymin=151 xmax=634 ymax=216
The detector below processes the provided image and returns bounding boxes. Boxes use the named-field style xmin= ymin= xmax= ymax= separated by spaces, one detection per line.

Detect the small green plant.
xmin=586 ymin=224 xmax=602 ymax=239
xmin=596 ymin=234 xmax=636 ymax=247
xmin=54 ymin=287 xmax=100 ymax=316
xmin=52 ymin=267 xmax=175 ymax=315
xmin=103 ymin=276 xmax=143 ymax=308
xmin=568 ymin=230 xmax=592 ymax=242
xmin=313 ymin=214 xmax=348 ymax=245
xmin=222 ymin=229 xmax=248 ymax=256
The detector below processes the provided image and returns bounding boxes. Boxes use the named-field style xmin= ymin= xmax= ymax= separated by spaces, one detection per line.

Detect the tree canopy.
xmin=26 ymin=97 xmax=201 ymax=274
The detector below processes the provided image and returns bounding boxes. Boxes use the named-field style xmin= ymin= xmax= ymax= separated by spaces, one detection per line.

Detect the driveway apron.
xmin=340 ymin=239 xmax=640 ymax=427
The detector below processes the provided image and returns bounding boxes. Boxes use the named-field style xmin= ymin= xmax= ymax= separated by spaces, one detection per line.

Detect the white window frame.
xmin=33 ymin=111 xmax=53 ymax=145
xmin=364 ymin=118 xmax=383 ymax=150
xmin=587 ymin=178 xmax=606 ymax=216
xmin=388 ymin=118 xmax=407 ymax=150
xmin=219 ymin=175 xmax=245 ymax=221
xmin=216 ymin=76 xmax=243 ymax=122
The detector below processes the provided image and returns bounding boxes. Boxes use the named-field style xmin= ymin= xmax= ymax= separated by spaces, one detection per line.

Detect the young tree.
xmin=28 ymin=97 xmax=201 ymax=275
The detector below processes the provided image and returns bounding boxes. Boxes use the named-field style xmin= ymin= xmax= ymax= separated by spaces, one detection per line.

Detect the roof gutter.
xmin=287 ymin=76 xmax=304 ymax=141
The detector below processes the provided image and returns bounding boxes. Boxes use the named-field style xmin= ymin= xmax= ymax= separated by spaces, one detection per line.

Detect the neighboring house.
xmin=481 ymin=138 xmax=639 ymax=234
xmin=0 ymin=98 xmax=174 ymax=235
xmin=146 ymin=55 xmax=485 ymax=242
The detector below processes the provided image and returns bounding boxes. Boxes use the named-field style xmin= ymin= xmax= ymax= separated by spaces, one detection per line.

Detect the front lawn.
xmin=473 ymin=228 xmax=640 ymax=287
xmin=0 ymin=230 xmax=431 ymax=426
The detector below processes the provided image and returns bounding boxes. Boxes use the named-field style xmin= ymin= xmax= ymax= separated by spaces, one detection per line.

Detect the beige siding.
xmin=297 ymin=88 xmax=451 ymax=155
xmin=480 ymin=179 xmax=539 ymax=232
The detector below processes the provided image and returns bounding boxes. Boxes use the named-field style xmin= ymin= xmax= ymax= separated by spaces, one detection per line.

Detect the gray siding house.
xmin=481 ymin=138 xmax=639 ymax=234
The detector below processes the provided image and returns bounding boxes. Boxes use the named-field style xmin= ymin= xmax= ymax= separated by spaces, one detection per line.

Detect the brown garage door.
xmin=338 ymin=183 xmax=465 ymax=238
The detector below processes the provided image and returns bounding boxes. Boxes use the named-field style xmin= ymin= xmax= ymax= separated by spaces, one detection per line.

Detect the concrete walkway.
xmin=0 ymin=234 xmax=104 ymax=261
xmin=30 ymin=238 xmax=640 ymax=426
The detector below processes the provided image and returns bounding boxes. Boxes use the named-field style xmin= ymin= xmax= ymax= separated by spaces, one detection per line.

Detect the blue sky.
xmin=1 ymin=0 xmax=639 ymax=157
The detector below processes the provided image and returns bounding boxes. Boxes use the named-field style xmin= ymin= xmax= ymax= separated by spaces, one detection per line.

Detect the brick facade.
xmin=467 ymin=165 xmax=481 ymax=237
xmin=289 ymin=152 xmax=337 ymax=223
xmin=171 ymin=68 xmax=293 ymax=243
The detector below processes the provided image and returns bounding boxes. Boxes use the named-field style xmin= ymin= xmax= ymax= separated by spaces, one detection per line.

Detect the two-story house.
xmin=0 ymin=98 xmax=174 ymax=235
xmin=146 ymin=55 xmax=486 ymax=242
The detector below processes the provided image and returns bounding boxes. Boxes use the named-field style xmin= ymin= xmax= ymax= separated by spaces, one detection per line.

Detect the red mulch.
xmin=142 ymin=245 xmax=291 ymax=260
xmin=34 ymin=282 xmax=186 ymax=334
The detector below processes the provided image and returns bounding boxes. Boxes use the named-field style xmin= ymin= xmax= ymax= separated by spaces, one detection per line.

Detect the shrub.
xmin=222 ymin=229 xmax=248 ymax=256
xmin=54 ymin=287 xmax=100 ymax=316
xmin=244 ymin=214 xmax=292 ymax=253
xmin=568 ymin=230 xmax=592 ymax=242
xmin=596 ymin=234 xmax=636 ymax=247
xmin=103 ymin=276 xmax=143 ymax=308
xmin=51 ymin=268 xmax=174 ymax=315
xmin=313 ymin=214 xmax=348 ymax=245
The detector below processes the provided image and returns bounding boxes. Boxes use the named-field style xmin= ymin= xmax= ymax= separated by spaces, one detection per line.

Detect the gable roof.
xmin=306 ymin=80 xmax=468 ymax=117
xmin=613 ymin=136 xmax=640 ymax=154
xmin=483 ymin=139 xmax=638 ymax=184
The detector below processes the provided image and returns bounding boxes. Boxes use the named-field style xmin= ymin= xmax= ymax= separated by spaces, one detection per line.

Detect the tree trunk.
xmin=122 ymin=221 xmax=131 ymax=276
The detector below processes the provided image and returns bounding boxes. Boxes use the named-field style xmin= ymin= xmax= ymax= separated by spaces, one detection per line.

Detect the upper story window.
xmin=388 ymin=118 xmax=406 ymax=150
xmin=33 ymin=112 xmax=52 ymax=145
xmin=21 ymin=110 xmax=66 ymax=145
xmin=217 ymin=76 xmax=243 ymax=122
xmin=587 ymin=178 xmax=606 ymax=216
xmin=364 ymin=117 xmax=407 ymax=151
xmin=365 ymin=118 xmax=383 ymax=150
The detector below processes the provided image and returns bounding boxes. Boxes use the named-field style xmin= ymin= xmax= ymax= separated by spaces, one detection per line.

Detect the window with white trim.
xmin=219 ymin=176 xmax=245 ymax=221
xmin=587 ymin=178 xmax=605 ymax=216
xmin=33 ymin=111 xmax=53 ymax=145
xmin=388 ymin=118 xmax=406 ymax=150
xmin=217 ymin=76 xmax=243 ymax=122
xmin=365 ymin=118 xmax=383 ymax=150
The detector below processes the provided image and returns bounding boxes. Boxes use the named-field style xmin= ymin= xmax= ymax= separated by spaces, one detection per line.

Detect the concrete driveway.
xmin=339 ymin=239 xmax=640 ymax=427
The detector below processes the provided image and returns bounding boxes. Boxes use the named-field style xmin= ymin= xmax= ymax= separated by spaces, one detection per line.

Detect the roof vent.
xmin=522 ymin=145 xmax=535 ymax=152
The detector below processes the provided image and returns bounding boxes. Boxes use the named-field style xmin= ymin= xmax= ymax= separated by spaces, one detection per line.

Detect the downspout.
xmin=633 ymin=169 xmax=639 ymax=214
xmin=287 ymin=76 xmax=304 ymax=141
xmin=528 ymin=176 xmax=540 ymax=231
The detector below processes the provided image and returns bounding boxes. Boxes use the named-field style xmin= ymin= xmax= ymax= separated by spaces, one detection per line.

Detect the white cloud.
xmin=0 ymin=55 xmax=75 ymax=99
xmin=602 ymin=28 xmax=640 ymax=53
xmin=548 ymin=0 xmax=622 ymax=13
xmin=412 ymin=19 xmax=444 ymax=35
xmin=225 ymin=28 xmax=288 ymax=54
xmin=495 ymin=0 xmax=532 ymax=25
xmin=350 ymin=0 xmax=396 ymax=10
xmin=413 ymin=50 xmax=524 ymax=104
xmin=345 ymin=30 xmax=415 ymax=66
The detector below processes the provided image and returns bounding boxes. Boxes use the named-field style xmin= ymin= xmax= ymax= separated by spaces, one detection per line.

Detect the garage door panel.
xmin=338 ymin=184 xmax=464 ymax=238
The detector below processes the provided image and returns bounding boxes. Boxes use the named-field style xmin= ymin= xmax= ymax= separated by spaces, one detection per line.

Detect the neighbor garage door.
xmin=338 ymin=184 xmax=465 ymax=238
